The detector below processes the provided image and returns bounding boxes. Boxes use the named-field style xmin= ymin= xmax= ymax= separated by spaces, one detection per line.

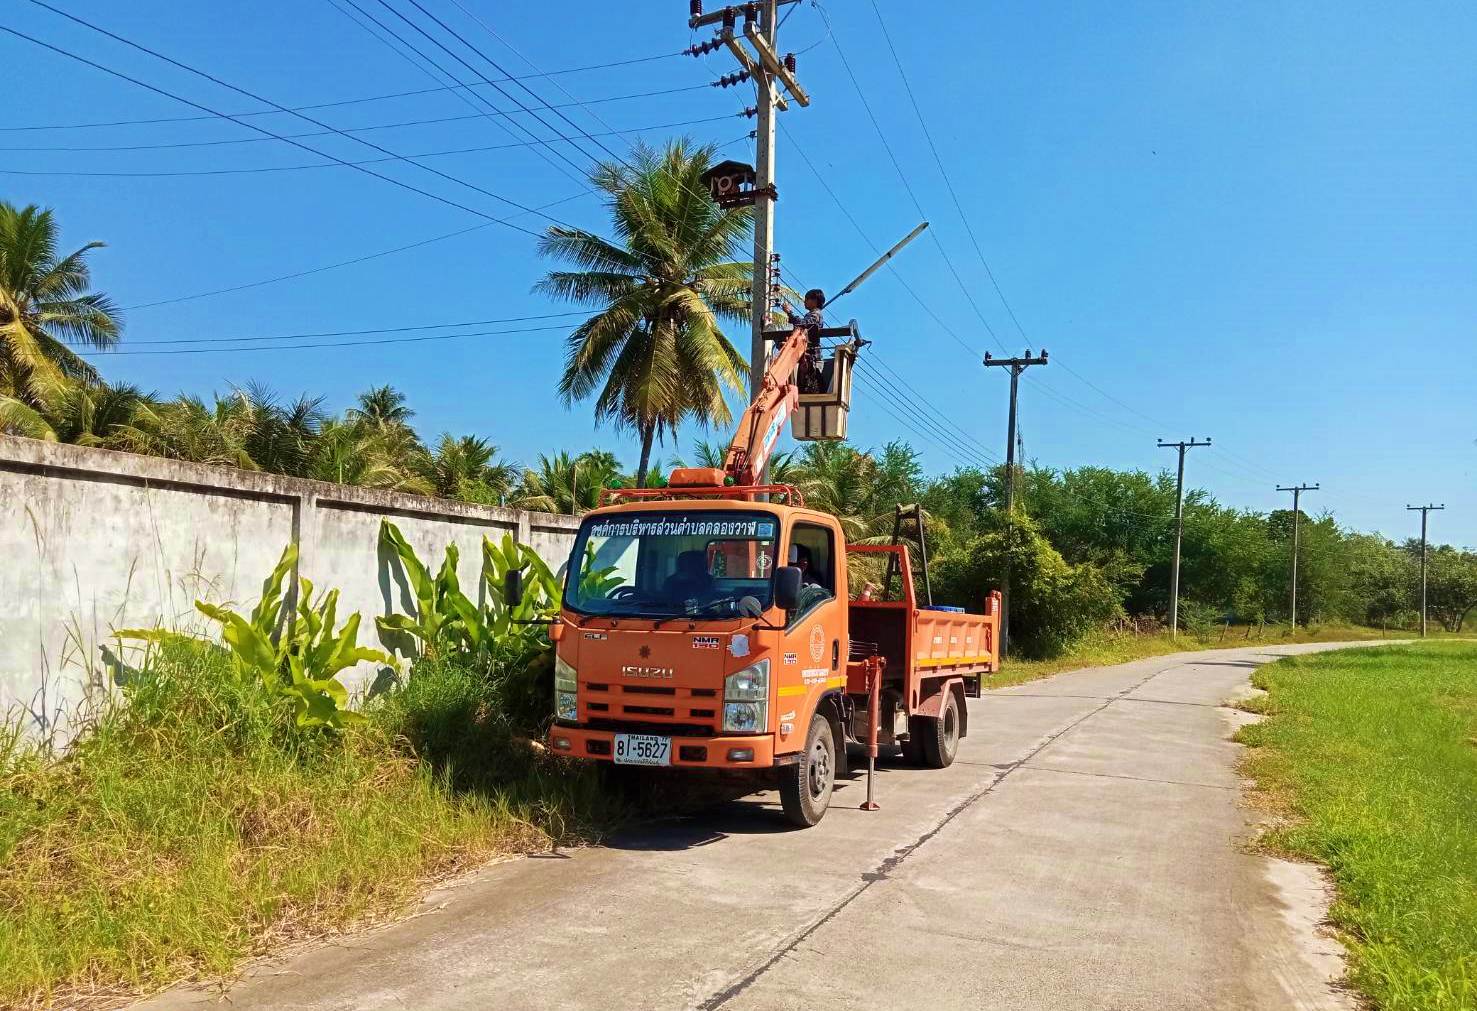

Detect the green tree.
xmin=0 ymin=203 xmax=122 ymax=409
xmin=514 ymin=450 xmax=622 ymax=514
xmin=0 ymin=379 xmax=151 ymax=444
xmin=416 ymin=434 xmax=519 ymax=504
xmin=536 ymin=139 xmax=751 ymax=486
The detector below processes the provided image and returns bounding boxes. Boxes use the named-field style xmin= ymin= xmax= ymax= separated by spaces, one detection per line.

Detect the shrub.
xmin=933 ymin=512 xmax=1123 ymax=658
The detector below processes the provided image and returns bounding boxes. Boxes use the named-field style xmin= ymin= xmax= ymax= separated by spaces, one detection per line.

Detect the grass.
xmin=1236 ymin=642 xmax=1477 ymax=1011
xmin=0 ymin=642 xmax=618 ymax=1010
xmin=987 ymin=621 xmax=1413 ymax=690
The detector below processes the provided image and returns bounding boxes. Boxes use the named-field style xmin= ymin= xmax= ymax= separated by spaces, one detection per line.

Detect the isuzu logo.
xmin=621 ymin=665 xmax=674 ymax=679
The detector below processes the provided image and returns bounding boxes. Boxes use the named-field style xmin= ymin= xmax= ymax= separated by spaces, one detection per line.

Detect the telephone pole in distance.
xmin=1276 ymin=483 xmax=1319 ymax=627
xmin=984 ymin=348 xmax=1049 ymax=660
xmin=1406 ymin=503 xmax=1445 ymax=637
xmin=1157 ymin=437 xmax=1211 ymax=638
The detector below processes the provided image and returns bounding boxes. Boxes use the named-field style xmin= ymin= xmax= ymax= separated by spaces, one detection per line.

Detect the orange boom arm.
xmin=722 ymin=325 xmax=811 ymax=486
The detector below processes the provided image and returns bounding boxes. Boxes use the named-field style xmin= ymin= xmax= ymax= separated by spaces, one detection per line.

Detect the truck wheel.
xmin=779 ymin=712 xmax=835 ymax=827
xmin=921 ymin=692 xmax=961 ymax=769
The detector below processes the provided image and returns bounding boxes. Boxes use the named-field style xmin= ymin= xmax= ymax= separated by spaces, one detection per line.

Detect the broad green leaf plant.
xmin=120 ymin=544 xmax=390 ymax=729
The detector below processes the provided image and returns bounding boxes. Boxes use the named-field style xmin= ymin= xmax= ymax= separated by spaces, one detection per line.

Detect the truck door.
xmin=774 ymin=520 xmax=846 ymax=753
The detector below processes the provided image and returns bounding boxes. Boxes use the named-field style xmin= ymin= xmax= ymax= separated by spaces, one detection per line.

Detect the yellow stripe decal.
xmin=915 ymin=655 xmax=994 ymax=669
xmin=777 ymin=676 xmax=847 ymax=697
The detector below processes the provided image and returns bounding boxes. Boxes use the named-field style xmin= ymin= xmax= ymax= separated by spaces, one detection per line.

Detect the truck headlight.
xmin=724 ymin=659 xmax=769 ymax=733
xmin=555 ymin=655 xmax=577 ymax=692
xmin=555 ymin=655 xmax=577 ymax=720
xmin=724 ymin=701 xmax=766 ymax=734
xmin=724 ymin=658 xmax=769 ymax=701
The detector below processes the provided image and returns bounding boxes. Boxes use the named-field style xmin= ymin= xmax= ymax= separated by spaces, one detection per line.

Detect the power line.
xmin=68 ymin=310 xmax=593 ymax=346
xmin=330 ymin=0 xmax=592 ymax=186
xmin=818 ymin=3 xmax=1005 ymax=353
xmin=0 ymin=49 xmax=690 ymax=131
xmin=865 ymin=0 xmax=1031 ymax=346
xmin=356 ymin=0 xmax=605 ymax=179
xmin=85 ymin=322 xmax=573 ymax=355
xmin=3 ymin=16 xmax=557 ymax=239
xmin=854 ymin=358 xmax=998 ymax=469
xmin=115 ymin=132 xmax=749 ymax=312
xmin=0 ymin=88 xmax=715 ymax=152
xmin=0 ymin=114 xmax=736 ymax=177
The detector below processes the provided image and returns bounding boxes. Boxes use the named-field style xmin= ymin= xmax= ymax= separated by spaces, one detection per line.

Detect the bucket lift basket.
xmin=766 ymin=320 xmax=865 ymax=442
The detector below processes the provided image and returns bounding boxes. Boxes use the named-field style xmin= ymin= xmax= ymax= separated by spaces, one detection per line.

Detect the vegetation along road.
xmin=135 ymin=642 xmax=1385 ymax=1011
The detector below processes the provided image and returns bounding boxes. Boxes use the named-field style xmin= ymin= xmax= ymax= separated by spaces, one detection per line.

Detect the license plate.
xmin=613 ymin=733 xmax=671 ymax=766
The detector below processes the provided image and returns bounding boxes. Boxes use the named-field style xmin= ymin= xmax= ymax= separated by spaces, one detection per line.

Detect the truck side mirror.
xmin=774 ymin=566 xmax=802 ymax=611
xmin=504 ymin=568 xmax=523 ymax=607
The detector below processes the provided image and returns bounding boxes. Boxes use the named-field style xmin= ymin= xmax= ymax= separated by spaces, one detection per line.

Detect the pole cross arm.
xmin=743 ymin=19 xmax=810 ymax=106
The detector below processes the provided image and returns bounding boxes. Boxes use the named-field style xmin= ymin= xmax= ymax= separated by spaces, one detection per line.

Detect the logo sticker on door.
xmin=809 ymin=624 xmax=825 ymax=661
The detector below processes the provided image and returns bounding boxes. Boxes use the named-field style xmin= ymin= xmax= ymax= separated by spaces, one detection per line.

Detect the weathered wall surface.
xmin=0 ymin=437 xmax=580 ymax=730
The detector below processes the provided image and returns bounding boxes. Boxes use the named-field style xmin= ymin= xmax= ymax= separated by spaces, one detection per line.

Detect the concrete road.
xmin=138 ymin=642 xmax=1371 ymax=1011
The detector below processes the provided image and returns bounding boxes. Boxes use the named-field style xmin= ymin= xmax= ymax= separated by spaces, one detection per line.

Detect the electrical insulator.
xmin=690 ymin=0 xmax=703 ymax=16
xmin=685 ymin=37 xmax=723 ymax=56
xmin=742 ymin=106 xmax=758 ymax=118
xmin=722 ymin=8 xmax=736 ymax=28
xmin=743 ymin=2 xmax=758 ymax=22
xmin=713 ymin=70 xmax=751 ymax=88
xmin=784 ymin=53 xmax=796 ymax=73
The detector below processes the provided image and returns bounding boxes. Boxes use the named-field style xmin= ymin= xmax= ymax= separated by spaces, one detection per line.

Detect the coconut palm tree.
xmin=416 ymin=434 xmax=520 ymax=503
xmin=515 ymin=450 xmax=623 ymax=514
xmin=348 ymin=385 xmax=414 ymax=429
xmin=114 ymin=392 xmax=259 ymax=469
xmin=0 ymin=379 xmax=152 ymax=443
xmin=0 ymin=203 xmax=122 ymax=408
xmin=536 ymin=139 xmax=751 ymax=486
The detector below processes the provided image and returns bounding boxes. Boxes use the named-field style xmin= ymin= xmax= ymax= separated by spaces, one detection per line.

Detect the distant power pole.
xmin=1276 ymin=483 xmax=1319 ymax=627
xmin=1158 ymin=437 xmax=1212 ymax=638
xmin=984 ymin=349 xmax=1049 ymax=660
xmin=1406 ymin=503 xmax=1445 ymax=638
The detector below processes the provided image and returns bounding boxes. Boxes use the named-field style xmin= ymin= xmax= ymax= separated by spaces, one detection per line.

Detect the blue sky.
xmin=4 ymin=0 xmax=1474 ymax=546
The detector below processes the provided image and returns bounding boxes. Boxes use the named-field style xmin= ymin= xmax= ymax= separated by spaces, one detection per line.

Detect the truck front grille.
xmin=585 ymin=718 xmax=716 ymax=737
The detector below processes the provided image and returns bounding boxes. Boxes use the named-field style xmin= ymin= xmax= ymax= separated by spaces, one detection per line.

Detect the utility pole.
xmin=1406 ymin=503 xmax=1445 ymax=637
xmin=1276 ymin=483 xmax=1319 ymax=627
xmin=1157 ymin=437 xmax=1212 ymax=638
xmin=686 ymin=1 xmax=809 ymax=486
xmin=983 ymin=349 xmax=1049 ymax=659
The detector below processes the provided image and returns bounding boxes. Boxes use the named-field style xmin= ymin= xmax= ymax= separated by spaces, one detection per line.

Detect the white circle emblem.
xmin=809 ymin=624 xmax=825 ymax=662
xmin=756 ymin=552 xmax=772 ymax=573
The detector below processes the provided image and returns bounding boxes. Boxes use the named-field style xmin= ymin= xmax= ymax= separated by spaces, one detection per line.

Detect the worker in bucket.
xmin=781 ymin=288 xmax=827 ymax=393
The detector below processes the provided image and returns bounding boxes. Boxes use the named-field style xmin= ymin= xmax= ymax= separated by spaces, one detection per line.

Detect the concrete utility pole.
xmin=687 ymin=0 xmax=807 ymax=483
xmin=1406 ymin=503 xmax=1445 ymax=638
xmin=983 ymin=349 xmax=1049 ymax=660
xmin=1276 ymin=483 xmax=1319 ymax=627
xmin=1157 ymin=437 xmax=1212 ymax=638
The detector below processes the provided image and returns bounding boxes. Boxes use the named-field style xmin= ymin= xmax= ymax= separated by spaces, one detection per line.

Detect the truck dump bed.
xmin=845 ymin=544 xmax=1001 ymax=705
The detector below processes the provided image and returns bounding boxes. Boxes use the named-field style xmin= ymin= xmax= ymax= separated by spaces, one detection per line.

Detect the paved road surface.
xmin=139 ymin=642 xmax=1372 ymax=1011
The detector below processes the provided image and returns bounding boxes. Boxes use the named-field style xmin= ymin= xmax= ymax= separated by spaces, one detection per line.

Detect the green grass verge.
xmin=987 ymin=622 xmax=1411 ymax=689
xmin=1236 ymin=642 xmax=1477 ymax=1010
xmin=0 ymin=643 xmax=618 ymax=1009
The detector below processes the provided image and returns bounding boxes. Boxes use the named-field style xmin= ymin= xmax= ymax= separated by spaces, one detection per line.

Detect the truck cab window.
xmin=789 ymin=523 xmax=836 ymax=618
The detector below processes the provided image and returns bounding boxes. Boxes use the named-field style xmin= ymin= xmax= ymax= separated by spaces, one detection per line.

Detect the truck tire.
xmin=920 ymin=691 xmax=961 ymax=769
xmin=779 ymin=712 xmax=835 ymax=827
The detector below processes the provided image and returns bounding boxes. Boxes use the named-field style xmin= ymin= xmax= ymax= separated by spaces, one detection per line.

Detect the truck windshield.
xmin=565 ymin=510 xmax=780 ymax=618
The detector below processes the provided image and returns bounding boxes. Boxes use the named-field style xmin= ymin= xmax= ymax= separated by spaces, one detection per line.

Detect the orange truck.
xmin=522 ymin=323 xmax=1001 ymax=826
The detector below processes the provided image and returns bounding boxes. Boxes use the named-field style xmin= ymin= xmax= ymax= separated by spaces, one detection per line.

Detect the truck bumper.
xmin=548 ymin=726 xmax=777 ymax=768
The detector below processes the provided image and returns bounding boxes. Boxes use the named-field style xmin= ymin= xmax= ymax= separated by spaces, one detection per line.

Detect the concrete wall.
xmin=0 ymin=437 xmax=580 ymax=731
